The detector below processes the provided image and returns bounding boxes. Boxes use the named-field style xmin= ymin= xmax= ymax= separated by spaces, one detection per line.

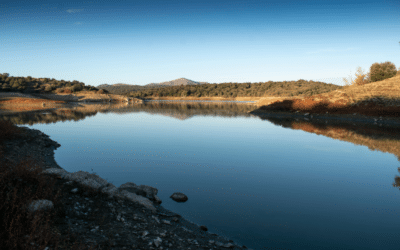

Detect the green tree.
xmin=369 ymin=61 xmax=397 ymax=82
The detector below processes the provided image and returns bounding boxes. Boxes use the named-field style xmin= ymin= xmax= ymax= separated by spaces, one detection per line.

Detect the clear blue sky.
xmin=1 ymin=0 xmax=399 ymax=87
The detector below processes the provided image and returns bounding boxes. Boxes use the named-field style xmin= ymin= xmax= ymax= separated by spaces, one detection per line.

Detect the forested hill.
xmin=128 ymin=79 xmax=343 ymax=98
xmin=0 ymin=73 xmax=99 ymax=94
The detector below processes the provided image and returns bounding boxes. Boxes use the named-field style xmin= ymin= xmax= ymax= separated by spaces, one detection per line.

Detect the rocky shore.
xmin=1 ymin=126 xmax=250 ymax=250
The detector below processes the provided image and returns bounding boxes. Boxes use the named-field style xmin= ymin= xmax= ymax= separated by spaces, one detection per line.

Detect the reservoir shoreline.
xmin=1 ymin=125 xmax=249 ymax=250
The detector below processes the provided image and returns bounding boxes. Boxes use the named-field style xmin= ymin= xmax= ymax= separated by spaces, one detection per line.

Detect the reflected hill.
xmin=252 ymin=114 xmax=400 ymax=190
xmin=0 ymin=101 xmax=257 ymax=125
xmin=258 ymin=115 xmax=400 ymax=161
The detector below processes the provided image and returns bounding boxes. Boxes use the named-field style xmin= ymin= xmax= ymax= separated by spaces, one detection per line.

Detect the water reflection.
xmin=0 ymin=101 xmax=257 ymax=125
xmin=3 ymin=101 xmax=400 ymax=249
xmin=256 ymin=115 xmax=400 ymax=162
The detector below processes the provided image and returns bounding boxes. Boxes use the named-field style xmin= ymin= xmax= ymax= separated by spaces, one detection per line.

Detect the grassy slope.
xmin=256 ymin=75 xmax=400 ymax=117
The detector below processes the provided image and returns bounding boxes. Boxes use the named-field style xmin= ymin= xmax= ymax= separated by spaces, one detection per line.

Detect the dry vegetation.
xmin=258 ymin=74 xmax=400 ymax=118
xmin=0 ymin=120 xmax=100 ymax=250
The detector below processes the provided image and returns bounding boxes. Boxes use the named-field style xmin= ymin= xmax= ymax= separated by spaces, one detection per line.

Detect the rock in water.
xmin=170 ymin=192 xmax=188 ymax=202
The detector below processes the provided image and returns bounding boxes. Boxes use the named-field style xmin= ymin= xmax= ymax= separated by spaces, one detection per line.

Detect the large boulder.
xmin=118 ymin=182 xmax=162 ymax=204
xmin=170 ymin=192 xmax=188 ymax=202
xmin=116 ymin=190 xmax=157 ymax=213
xmin=40 ymin=169 xmax=160 ymax=212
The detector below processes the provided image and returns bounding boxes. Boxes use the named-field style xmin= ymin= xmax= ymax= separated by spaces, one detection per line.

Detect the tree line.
xmin=0 ymin=73 xmax=101 ymax=94
xmin=127 ymin=79 xmax=343 ymax=98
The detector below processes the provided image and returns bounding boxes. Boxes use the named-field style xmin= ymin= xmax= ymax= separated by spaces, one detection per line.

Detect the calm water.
xmin=12 ymin=102 xmax=400 ymax=250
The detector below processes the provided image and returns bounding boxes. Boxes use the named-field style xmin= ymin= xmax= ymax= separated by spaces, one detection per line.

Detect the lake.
xmin=6 ymin=101 xmax=400 ymax=250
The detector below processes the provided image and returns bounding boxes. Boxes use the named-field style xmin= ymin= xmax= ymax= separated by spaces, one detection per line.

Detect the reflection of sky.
xmin=29 ymin=111 xmax=400 ymax=250
xmin=1 ymin=0 xmax=399 ymax=86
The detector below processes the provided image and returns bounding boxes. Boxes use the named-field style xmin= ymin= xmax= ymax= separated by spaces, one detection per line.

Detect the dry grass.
xmin=258 ymin=75 xmax=400 ymax=117
xmin=0 ymin=120 xmax=22 ymax=158
xmin=0 ymin=120 xmax=99 ymax=250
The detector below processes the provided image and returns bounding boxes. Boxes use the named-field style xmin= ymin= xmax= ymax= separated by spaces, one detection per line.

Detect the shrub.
xmin=44 ymin=85 xmax=53 ymax=92
xmin=369 ymin=61 xmax=397 ymax=82
xmin=97 ymin=89 xmax=108 ymax=94
xmin=55 ymin=88 xmax=72 ymax=94
xmin=54 ymin=88 xmax=63 ymax=94
xmin=70 ymin=84 xmax=83 ymax=92
xmin=0 ymin=120 xmax=22 ymax=144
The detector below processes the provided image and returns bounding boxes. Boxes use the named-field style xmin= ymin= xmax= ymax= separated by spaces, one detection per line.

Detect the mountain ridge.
xmin=97 ymin=78 xmax=208 ymax=95
xmin=145 ymin=78 xmax=206 ymax=87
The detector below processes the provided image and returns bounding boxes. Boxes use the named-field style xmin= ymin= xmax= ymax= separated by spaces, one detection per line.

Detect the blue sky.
xmin=1 ymin=0 xmax=399 ymax=87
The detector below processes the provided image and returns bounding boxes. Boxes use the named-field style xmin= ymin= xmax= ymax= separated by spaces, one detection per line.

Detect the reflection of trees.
xmin=102 ymin=101 xmax=257 ymax=120
xmin=0 ymin=101 xmax=257 ymax=125
xmin=0 ymin=110 xmax=97 ymax=125
xmin=251 ymin=113 xmax=400 ymax=190
xmin=258 ymin=115 xmax=400 ymax=161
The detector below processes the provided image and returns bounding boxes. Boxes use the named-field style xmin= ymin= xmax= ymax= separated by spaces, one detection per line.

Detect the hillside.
xmin=0 ymin=73 xmax=98 ymax=94
xmin=255 ymin=74 xmax=400 ymax=117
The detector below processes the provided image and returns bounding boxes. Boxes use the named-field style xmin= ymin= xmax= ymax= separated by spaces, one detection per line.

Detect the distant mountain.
xmin=145 ymin=78 xmax=207 ymax=87
xmin=98 ymin=78 xmax=208 ymax=95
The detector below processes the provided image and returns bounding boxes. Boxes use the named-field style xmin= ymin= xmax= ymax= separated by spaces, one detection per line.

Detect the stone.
xmin=162 ymin=220 xmax=171 ymax=225
xmin=118 ymin=182 xmax=162 ymax=204
xmin=27 ymin=199 xmax=54 ymax=213
xmin=215 ymin=241 xmax=224 ymax=247
xmin=101 ymin=184 xmax=118 ymax=198
xmin=170 ymin=192 xmax=188 ymax=202
xmin=153 ymin=195 xmax=162 ymax=204
xmin=118 ymin=190 xmax=156 ymax=213
xmin=200 ymin=225 xmax=208 ymax=231
xmin=154 ymin=237 xmax=162 ymax=247
xmin=224 ymin=243 xmax=235 ymax=248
